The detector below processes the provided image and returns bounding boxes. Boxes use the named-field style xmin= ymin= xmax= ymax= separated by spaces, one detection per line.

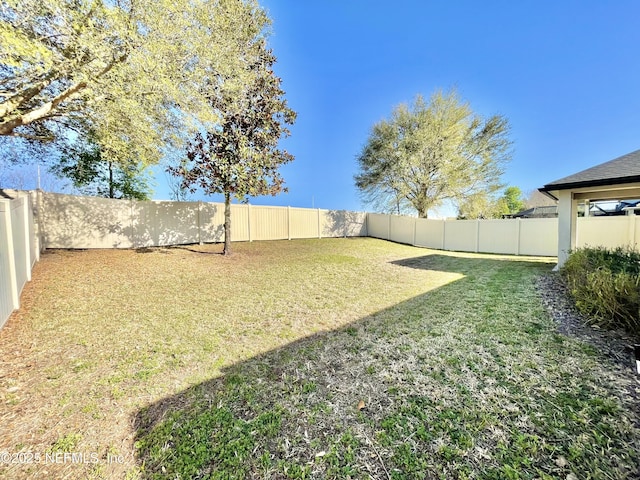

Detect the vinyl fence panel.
xmin=27 ymin=191 xmax=39 ymax=266
xmin=133 ymin=201 xmax=200 ymax=247
xmin=518 ymin=218 xmax=558 ymax=256
xmin=414 ymin=219 xmax=444 ymax=249
xmin=577 ymin=216 xmax=637 ymax=249
xmin=290 ymin=207 xmax=320 ymax=239
xmin=478 ymin=219 xmax=519 ymax=255
xmin=389 ymin=215 xmax=415 ymax=245
xmin=199 ymin=202 xmax=225 ymax=243
xmin=366 ymin=213 xmax=390 ymax=240
xmin=250 ymin=205 xmax=286 ymax=241
xmin=321 ymin=210 xmax=367 ymax=237
xmin=0 ymin=200 xmax=18 ymax=328
xmin=10 ymin=197 xmax=29 ymax=295
xmin=43 ymin=193 xmax=134 ymax=249
xmin=0 ymin=195 xmax=38 ymax=330
xmin=443 ymin=220 xmax=477 ymax=252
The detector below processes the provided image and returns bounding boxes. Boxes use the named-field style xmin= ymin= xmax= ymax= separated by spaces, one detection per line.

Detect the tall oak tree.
xmin=355 ymin=90 xmax=512 ymax=218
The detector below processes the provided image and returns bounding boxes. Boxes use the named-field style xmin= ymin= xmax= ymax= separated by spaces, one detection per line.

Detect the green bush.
xmin=561 ymin=246 xmax=640 ymax=334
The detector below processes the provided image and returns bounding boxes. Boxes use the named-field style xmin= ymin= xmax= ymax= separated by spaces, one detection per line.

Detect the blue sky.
xmin=205 ymin=0 xmax=637 ymax=216
xmin=7 ymin=1 xmax=640 ymax=217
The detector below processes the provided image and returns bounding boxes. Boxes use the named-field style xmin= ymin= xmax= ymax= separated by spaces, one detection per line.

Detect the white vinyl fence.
xmin=41 ymin=192 xmax=368 ymax=249
xmin=0 ymin=192 xmax=40 ymax=329
xmin=4 ymin=189 xmax=640 ymax=330
xmin=368 ymin=213 xmax=640 ymax=257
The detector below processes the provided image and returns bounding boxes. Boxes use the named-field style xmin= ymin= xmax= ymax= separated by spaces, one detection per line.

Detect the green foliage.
xmin=1 ymin=0 xmax=269 ymax=167
xmin=457 ymin=186 xmax=524 ymax=219
xmin=49 ymin=432 xmax=83 ymax=453
xmin=137 ymin=405 xmax=283 ymax=479
xmin=502 ymin=186 xmax=525 ymax=215
xmin=173 ymin=37 xmax=295 ymax=254
xmin=176 ymin=42 xmax=295 ymax=202
xmin=51 ymin=137 xmax=151 ymax=200
xmin=457 ymin=191 xmax=503 ymax=219
xmin=562 ymin=246 xmax=640 ymax=334
xmin=355 ymin=89 xmax=512 ymax=218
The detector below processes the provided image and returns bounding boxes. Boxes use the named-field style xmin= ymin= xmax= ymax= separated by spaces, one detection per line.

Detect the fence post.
xmin=130 ymin=199 xmax=136 ymax=248
xmin=37 ymin=190 xmax=45 ymax=251
xmin=198 ymin=201 xmax=203 ymax=245
xmin=287 ymin=206 xmax=291 ymax=240
xmin=21 ymin=198 xmax=32 ymax=281
xmin=248 ymin=203 xmax=252 ymax=242
xmin=364 ymin=212 xmax=369 ymax=238
xmin=318 ymin=208 xmax=322 ymax=239
xmin=475 ymin=219 xmax=480 ymax=253
xmin=441 ymin=219 xmax=446 ymax=250
xmin=413 ymin=217 xmax=417 ymax=246
xmin=515 ymin=218 xmax=521 ymax=255
xmin=387 ymin=214 xmax=391 ymax=240
xmin=1 ymin=201 xmax=19 ymax=309
xmin=31 ymin=192 xmax=40 ymax=260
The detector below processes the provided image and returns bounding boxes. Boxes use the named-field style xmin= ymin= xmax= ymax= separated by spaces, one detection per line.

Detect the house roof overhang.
xmin=539 ymin=149 xmax=640 ymax=201
xmin=539 ymin=181 xmax=640 ymax=202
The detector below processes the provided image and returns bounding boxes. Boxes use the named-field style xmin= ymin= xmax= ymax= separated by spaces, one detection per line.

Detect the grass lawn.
xmin=0 ymin=238 xmax=638 ymax=479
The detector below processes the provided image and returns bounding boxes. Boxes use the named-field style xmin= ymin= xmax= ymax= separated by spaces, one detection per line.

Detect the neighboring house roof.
xmin=540 ymin=149 xmax=640 ymax=192
xmin=512 ymin=205 xmax=558 ymax=218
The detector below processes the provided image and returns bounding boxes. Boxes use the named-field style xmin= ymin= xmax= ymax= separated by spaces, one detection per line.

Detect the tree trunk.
xmin=415 ymin=197 xmax=429 ymax=218
xmin=416 ymin=203 xmax=429 ymax=218
xmin=108 ymin=161 xmax=115 ymax=198
xmin=223 ymin=192 xmax=232 ymax=255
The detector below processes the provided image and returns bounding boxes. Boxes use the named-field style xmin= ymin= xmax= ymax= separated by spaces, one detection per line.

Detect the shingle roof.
xmin=541 ymin=149 xmax=640 ymax=191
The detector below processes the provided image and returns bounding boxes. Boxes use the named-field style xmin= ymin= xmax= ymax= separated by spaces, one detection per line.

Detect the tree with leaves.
xmin=51 ymin=136 xmax=151 ymax=200
xmin=356 ymin=120 xmax=414 ymax=215
xmin=355 ymin=90 xmax=512 ymax=218
xmin=1 ymin=0 xmax=268 ymax=167
xmin=170 ymin=40 xmax=296 ymax=255
xmin=457 ymin=186 xmax=525 ymax=219
xmin=501 ymin=186 xmax=525 ymax=215
xmin=457 ymin=191 xmax=502 ymax=219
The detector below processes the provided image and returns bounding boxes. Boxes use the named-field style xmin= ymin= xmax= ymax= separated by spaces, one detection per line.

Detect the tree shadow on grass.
xmin=169 ymin=244 xmax=225 ymax=255
xmin=132 ymin=254 xmax=640 ymax=479
xmin=390 ymin=253 xmax=555 ymax=272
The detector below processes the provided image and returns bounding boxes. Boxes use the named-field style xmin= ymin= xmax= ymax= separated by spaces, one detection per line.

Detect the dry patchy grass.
xmin=0 ymin=238 xmax=638 ymax=479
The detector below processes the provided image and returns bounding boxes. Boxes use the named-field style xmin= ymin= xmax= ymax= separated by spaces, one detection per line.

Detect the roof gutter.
xmin=540 ymin=175 xmax=640 ymax=193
